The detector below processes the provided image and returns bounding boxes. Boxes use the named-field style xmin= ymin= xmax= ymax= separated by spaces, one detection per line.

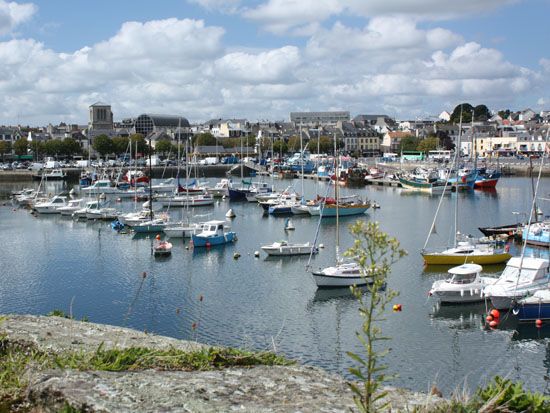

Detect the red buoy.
xmin=490 ymin=309 xmax=500 ymax=319
xmin=489 ymin=320 xmax=498 ymax=328
xmin=536 ymin=319 xmax=543 ymax=328
xmin=486 ymin=315 xmax=494 ymax=323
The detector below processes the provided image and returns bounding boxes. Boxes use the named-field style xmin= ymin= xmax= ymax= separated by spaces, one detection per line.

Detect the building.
xmin=380 ymin=131 xmax=414 ymax=153
xmin=88 ymin=102 xmax=113 ymax=132
xmin=290 ymin=111 xmax=350 ymax=126
xmin=134 ymin=114 xmax=191 ymax=148
xmin=353 ymin=114 xmax=396 ymax=134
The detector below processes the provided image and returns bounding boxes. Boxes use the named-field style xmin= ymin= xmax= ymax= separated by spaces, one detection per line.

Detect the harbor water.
xmin=0 ymin=176 xmax=549 ymax=395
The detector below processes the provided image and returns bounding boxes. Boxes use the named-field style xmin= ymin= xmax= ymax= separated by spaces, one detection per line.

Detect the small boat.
xmin=482 ymin=257 xmax=550 ymax=309
xmin=32 ymin=169 xmax=66 ymax=180
xmin=153 ymin=235 xmax=172 ymax=257
xmin=86 ymin=207 xmax=120 ymax=220
xmin=158 ymin=193 xmax=215 ymax=207
xmin=163 ymin=222 xmax=204 ymax=238
xmin=132 ymin=217 xmax=170 ymax=233
xmin=207 ymin=178 xmax=232 ymax=198
xmin=522 ymin=221 xmax=550 ymax=247
xmin=514 ymin=289 xmax=550 ymax=322
xmin=57 ymin=199 xmax=83 ymax=216
xmin=428 ymin=263 xmax=495 ymax=304
xmin=261 ymin=240 xmax=317 ymax=256
xmin=478 ymin=223 xmax=522 ymax=238
xmin=312 ymin=262 xmax=371 ymax=288
xmin=34 ymin=195 xmax=68 ymax=214
xmin=191 ymin=220 xmax=237 ymax=247
xmin=422 ymin=241 xmax=512 ymax=265
xmin=117 ymin=209 xmax=153 ymax=226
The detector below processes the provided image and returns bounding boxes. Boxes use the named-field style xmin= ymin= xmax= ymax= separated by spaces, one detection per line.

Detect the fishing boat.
xmin=261 ymin=240 xmax=317 ymax=256
xmin=191 ymin=220 xmax=237 ymax=247
xmin=306 ymin=194 xmax=370 ymax=217
xmin=482 ymin=257 xmax=550 ymax=309
xmin=474 ymin=168 xmax=500 ymax=189
xmin=428 ymin=263 xmax=495 ymax=304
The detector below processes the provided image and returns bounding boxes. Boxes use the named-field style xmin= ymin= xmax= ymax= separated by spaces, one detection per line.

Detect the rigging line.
xmin=513 ymin=127 xmax=549 ymax=295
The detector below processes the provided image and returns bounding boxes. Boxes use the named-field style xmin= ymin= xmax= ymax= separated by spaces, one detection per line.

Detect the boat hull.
xmin=308 ymin=205 xmax=369 ymax=217
xmin=261 ymin=244 xmax=317 ymax=256
xmin=191 ymin=232 xmax=237 ymax=247
xmin=312 ymin=272 xmax=368 ymax=288
xmin=422 ymin=252 xmax=512 ymax=265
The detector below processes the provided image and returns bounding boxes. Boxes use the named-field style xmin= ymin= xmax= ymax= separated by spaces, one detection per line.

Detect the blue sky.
xmin=0 ymin=0 xmax=548 ymax=125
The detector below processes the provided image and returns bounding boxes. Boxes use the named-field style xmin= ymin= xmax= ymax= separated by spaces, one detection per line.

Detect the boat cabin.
xmin=447 ymin=264 xmax=482 ymax=284
xmin=198 ymin=220 xmax=227 ymax=237
xmin=500 ymin=257 xmax=549 ymax=284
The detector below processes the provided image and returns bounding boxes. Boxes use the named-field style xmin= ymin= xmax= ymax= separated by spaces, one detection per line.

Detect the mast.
xmin=334 ymin=132 xmax=340 ymax=263
xmin=148 ymin=135 xmax=153 ymax=219
xmin=454 ymin=106 xmax=463 ymax=248
xmin=300 ymin=122 xmax=304 ymax=197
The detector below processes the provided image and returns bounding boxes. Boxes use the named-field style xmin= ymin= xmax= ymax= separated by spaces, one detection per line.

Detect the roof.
xmin=90 ymin=101 xmax=110 ymax=107
xmin=448 ymin=264 xmax=482 ymax=275
xmin=136 ymin=114 xmax=190 ymax=128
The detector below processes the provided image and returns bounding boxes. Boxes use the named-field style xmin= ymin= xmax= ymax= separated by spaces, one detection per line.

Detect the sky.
xmin=0 ymin=0 xmax=548 ymax=126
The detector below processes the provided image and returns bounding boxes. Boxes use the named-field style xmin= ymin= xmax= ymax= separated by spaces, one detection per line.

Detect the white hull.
xmin=34 ymin=206 xmax=60 ymax=214
xmin=312 ymin=272 xmax=367 ymax=288
xmin=164 ymin=224 xmax=203 ymax=238
xmin=261 ymin=242 xmax=317 ymax=256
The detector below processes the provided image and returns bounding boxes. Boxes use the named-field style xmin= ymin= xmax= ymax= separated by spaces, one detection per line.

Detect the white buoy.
xmin=226 ymin=208 xmax=236 ymax=218
xmin=284 ymin=218 xmax=295 ymax=231
xmin=319 ymin=243 xmax=325 ymax=249
xmin=254 ymin=251 xmax=260 ymax=257
xmin=143 ymin=200 xmax=151 ymax=208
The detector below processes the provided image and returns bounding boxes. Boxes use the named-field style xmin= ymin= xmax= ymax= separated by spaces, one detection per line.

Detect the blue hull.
xmin=523 ymin=228 xmax=550 ymax=247
xmin=191 ymin=232 xmax=237 ymax=247
xmin=268 ymin=206 xmax=293 ymax=215
xmin=228 ymin=188 xmax=249 ymax=201
xmin=516 ymin=302 xmax=550 ymax=321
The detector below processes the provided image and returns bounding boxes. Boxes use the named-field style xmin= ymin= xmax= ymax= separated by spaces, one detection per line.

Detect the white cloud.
xmin=214 ymin=46 xmax=301 ymax=84
xmin=242 ymin=0 xmax=343 ymax=35
xmin=0 ymin=0 xmax=36 ymax=35
xmin=187 ymin=0 xmax=241 ymax=13
xmin=345 ymin=0 xmax=519 ymax=20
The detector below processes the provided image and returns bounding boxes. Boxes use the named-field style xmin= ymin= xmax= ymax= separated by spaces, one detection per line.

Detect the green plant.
xmin=345 ymin=221 xmax=407 ymax=412
xmin=474 ymin=376 xmax=549 ymax=412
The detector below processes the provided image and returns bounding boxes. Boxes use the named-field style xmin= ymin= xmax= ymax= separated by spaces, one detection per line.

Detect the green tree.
xmin=155 ymin=139 xmax=173 ymax=157
xmin=473 ymin=104 xmax=491 ymax=121
xmin=498 ymin=109 xmax=511 ymax=119
xmin=399 ymin=136 xmax=419 ymax=152
xmin=112 ymin=136 xmax=129 ymax=157
xmin=287 ymin=136 xmax=300 ymax=152
xmin=44 ymin=140 xmax=63 ymax=158
xmin=417 ymin=137 xmax=439 ymax=153
xmin=318 ymin=136 xmax=334 ymax=154
xmin=273 ymin=139 xmax=287 ymax=156
xmin=450 ymin=103 xmax=474 ymax=124
xmin=345 ymin=221 xmax=406 ymax=412
xmin=60 ymin=138 xmax=81 ymax=158
xmin=92 ymin=134 xmax=114 ymax=159
xmin=0 ymin=141 xmax=11 ymax=161
xmin=13 ymin=138 xmax=28 ymax=156
xmin=130 ymin=134 xmax=148 ymax=156
xmin=194 ymin=132 xmax=217 ymax=147
xmin=28 ymin=141 xmax=43 ymax=161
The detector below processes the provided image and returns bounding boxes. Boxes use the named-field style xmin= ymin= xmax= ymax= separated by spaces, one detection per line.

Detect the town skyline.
xmin=0 ymin=0 xmax=548 ymax=125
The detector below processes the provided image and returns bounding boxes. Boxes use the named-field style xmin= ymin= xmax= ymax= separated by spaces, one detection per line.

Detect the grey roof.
xmin=90 ymin=101 xmax=110 ymax=107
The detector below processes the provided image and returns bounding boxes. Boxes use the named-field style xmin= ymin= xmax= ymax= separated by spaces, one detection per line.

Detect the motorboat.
xmin=261 ymin=240 xmax=318 ymax=256
xmin=163 ymin=222 xmax=204 ymax=238
xmin=158 ymin=193 xmax=215 ymax=207
xmin=32 ymin=169 xmax=66 ymax=180
xmin=522 ymin=221 xmax=549 ymax=247
xmin=312 ymin=262 xmax=371 ymax=288
xmin=307 ymin=196 xmax=370 ymax=217
xmin=34 ymin=195 xmax=68 ymax=214
xmin=73 ymin=200 xmax=103 ymax=219
xmin=191 ymin=220 xmax=237 ymax=247
xmin=428 ymin=263 xmax=495 ymax=304
xmin=86 ymin=207 xmax=120 ymax=220
xmin=57 ymin=199 xmax=83 ymax=216
xmin=118 ymin=209 xmax=153 ymax=226
xmin=132 ymin=213 xmax=171 ymax=233
xmin=207 ymin=178 xmax=232 ymax=198
xmin=482 ymin=257 xmax=550 ymax=309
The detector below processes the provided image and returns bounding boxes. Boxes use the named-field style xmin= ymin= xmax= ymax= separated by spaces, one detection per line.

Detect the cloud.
xmin=242 ymin=0 xmax=343 ymax=35
xmin=345 ymin=0 xmax=519 ymax=20
xmin=0 ymin=0 xmax=36 ymax=35
xmin=187 ymin=0 xmax=241 ymax=13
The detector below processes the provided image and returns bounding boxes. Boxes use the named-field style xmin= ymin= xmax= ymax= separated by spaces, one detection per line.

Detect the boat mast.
xmin=334 ymin=132 xmax=340 ymax=263
xmin=454 ymin=106 xmax=463 ymax=248
xmin=300 ymin=122 xmax=304 ymax=197
xmin=148 ymin=134 xmax=153 ymax=219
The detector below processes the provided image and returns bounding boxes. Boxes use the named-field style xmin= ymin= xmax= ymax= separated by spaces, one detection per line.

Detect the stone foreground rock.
xmin=2 ymin=315 xmax=443 ymax=412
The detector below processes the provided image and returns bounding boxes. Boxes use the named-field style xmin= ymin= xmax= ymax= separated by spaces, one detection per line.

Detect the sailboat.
xmin=310 ymin=141 xmax=372 ymax=288
xmin=421 ymin=109 xmax=511 ymax=265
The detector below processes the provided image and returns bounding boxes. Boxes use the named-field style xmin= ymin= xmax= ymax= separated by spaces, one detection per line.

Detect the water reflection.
xmin=429 ymin=302 xmax=486 ymax=331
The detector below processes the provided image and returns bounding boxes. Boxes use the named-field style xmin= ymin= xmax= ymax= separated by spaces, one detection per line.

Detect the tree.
xmin=112 ymin=136 xmax=129 ymax=157
xmin=399 ymin=136 xmax=419 ymax=152
xmin=155 ymin=139 xmax=173 ymax=157
xmin=0 ymin=141 xmax=11 ymax=161
xmin=417 ymin=137 xmax=439 ymax=153
xmin=13 ymin=138 xmax=28 ymax=156
xmin=287 ymin=136 xmax=300 ymax=152
xmin=60 ymin=138 xmax=81 ymax=158
xmin=194 ymin=132 xmax=217 ymax=147
xmin=130 ymin=134 xmax=148 ymax=156
xmin=473 ymin=104 xmax=491 ymax=121
xmin=28 ymin=141 xmax=43 ymax=160
xmin=44 ymin=140 xmax=64 ymax=158
xmin=345 ymin=221 xmax=406 ymax=412
xmin=498 ymin=109 xmax=511 ymax=119
xmin=450 ymin=103 xmax=474 ymax=124
xmin=272 ymin=139 xmax=287 ymax=156
xmin=93 ymin=134 xmax=114 ymax=159
xmin=318 ymin=136 xmax=334 ymax=154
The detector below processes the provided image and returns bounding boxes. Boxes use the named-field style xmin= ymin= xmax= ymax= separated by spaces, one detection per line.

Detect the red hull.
xmin=474 ymin=178 xmax=498 ymax=189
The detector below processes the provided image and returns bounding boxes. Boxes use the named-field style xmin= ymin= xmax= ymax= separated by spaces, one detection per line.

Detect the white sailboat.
xmin=310 ymin=140 xmax=372 ymax=288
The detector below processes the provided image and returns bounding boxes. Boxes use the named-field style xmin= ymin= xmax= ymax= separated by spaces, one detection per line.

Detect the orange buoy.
xmin=489 ymin=320 xmax=498 ymax=328
xmin=155 ymin=234 xmax=161 ymax=240
xmin=205 ymin=241 xmax=211 ymax=248
xmin=536 ymin=319 xmax=543 ymax=328
xmin=486 ymin=315 xmax=494 ymax=323
xmin=490 ymin=309 xmax=500 ymax=319
xmin=396 ymin=304 xmax=402 ymax=311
